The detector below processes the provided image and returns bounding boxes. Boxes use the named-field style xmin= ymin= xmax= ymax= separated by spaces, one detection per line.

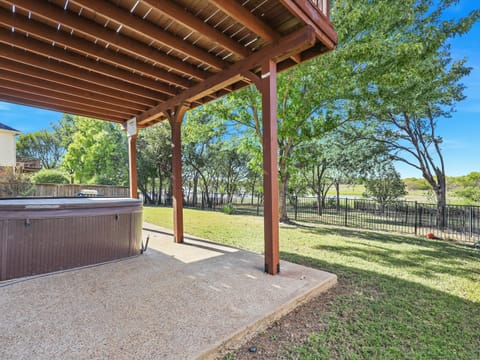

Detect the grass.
xmin=144 ymin=207 xmax=480 ymax=359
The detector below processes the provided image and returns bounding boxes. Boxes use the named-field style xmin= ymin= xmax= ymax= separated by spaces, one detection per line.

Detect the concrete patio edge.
xmin=199 ymin=268 xmax=337 ymax=359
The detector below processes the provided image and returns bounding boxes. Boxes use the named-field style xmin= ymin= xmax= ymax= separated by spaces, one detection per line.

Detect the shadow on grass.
xmin=300 ymin=224 xmax=478 ymax=256
xmin=279 ymin=250 xmax=480 ymax=359
xmin=294 ymin=225 xmax=480 ymax=281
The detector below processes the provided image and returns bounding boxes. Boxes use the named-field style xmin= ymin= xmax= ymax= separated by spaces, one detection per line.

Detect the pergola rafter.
xmin=0 ymin=0 xmax=337 ymax=274
xmin=0 ymin=7 xmax=192 ymax=90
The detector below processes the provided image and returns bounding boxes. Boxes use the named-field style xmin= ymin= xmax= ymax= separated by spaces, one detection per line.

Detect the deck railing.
xmin=309 ymin=0 xmax=330 ymax=17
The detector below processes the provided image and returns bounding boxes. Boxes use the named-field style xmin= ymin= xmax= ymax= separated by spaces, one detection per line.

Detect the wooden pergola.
xmin=0 ymin=0 xmax=336 ymax=274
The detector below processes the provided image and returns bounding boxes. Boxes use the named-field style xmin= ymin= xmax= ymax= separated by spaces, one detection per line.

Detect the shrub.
xmin=0 ymin=169 xmax=35 ymax=197
xmin=222 ymin=204 xmax=236 ymax=215
xmin=31 ymin=169 xmax=70 ymax=184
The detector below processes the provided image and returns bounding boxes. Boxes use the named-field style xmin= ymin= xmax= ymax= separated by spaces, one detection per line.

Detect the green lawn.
xmin=144 ymin=207 xmax=480 ymax=359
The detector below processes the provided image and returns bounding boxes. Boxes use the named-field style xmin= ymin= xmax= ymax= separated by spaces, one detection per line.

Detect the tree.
xmin=16 ymin=130 xmax=64 ymax=169
xmin=62 ymin=117 xmax=128 ymax=185
xmin=292 ymin=128 xmax=388 ymax=214
xmin=213 ymin=57 xmax=343 ymax=222
xmin=137 ymin=122 xmax=172 ymax=204
xmin=334 ymin=0 xmax=479 ymax=226
xmin=363 ymin=163 xmax=407 ymax=209
xmin=182 ymin=108 xmax=227 ymax=208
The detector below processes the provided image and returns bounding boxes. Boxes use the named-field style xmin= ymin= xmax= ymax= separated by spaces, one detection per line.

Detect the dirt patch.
xmin=218 ymin=280 xmax=349 ymax=359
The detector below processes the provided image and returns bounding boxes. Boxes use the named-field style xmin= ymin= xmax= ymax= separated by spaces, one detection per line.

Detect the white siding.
xmin=0 ymin=131 xmax=17 ymax=167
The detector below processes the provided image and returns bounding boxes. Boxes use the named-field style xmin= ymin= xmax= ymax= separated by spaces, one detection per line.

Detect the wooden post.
xmin=260 ymin=60 xmax=280 ymax=275
xmin=128 ymin=134 xmax=138 ymax=199
xmin=169 ymin=106 xmax=187 ymax=243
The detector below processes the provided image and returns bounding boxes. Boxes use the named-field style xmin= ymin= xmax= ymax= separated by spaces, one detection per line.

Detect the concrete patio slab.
xmin=0 ymin=223 xmax=336 ymax=359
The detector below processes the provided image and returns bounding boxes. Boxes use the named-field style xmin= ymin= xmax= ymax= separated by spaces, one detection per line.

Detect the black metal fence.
xmin=153 ymin=193 xmax=480 ymax=243
xmin=289 ymin=196 xmax=480 ymax=243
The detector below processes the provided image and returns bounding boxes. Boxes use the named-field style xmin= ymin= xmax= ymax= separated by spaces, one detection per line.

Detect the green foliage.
xmin=453 ymin=172 xmax=480 ymax=202
xmin=222 ymin=204 xmax=235 ymax=215
xmin=456 ymin=187 xmax=480 ymax=203
xmin=16 ymin=129 xmax=64 ymax=169
xmin=31 ymin=169 xmax=70 ymax=184
xmin=363 ymin=163 xmax=407 ymax=206
xmin=62 ymin=116 xmax=128 ymax=186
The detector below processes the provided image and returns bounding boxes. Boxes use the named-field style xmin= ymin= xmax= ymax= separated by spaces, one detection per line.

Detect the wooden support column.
xmin=168 ymin=106 xmax=188 ymax=243
xmin=128 ymin=133 xmax=138 ymax=199
xmin=260 ymin=60 xmax=280 ymax=275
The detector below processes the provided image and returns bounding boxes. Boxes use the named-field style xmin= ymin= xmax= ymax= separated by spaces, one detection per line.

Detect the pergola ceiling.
xmin=0 ymin=0 xmax=336 ymax=127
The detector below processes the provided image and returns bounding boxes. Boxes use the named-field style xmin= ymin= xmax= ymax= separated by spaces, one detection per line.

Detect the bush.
xmin=31 ymin=169 xmax=70 ymax=184
xmin=0 ymin=169 xmax=35 ymax=197
xmin=222 ymin=204 xmax=236 ymax=215
xmin=456 ymin=187 xmax=480 ymax=203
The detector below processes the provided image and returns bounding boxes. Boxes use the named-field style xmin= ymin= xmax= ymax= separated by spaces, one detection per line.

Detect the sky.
xmin=0 ymin=1 xmax=479 ymax=179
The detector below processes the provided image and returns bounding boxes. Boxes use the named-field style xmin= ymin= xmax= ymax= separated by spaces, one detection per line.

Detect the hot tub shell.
xmin=0 ymin=198 xmax=142 ymax=281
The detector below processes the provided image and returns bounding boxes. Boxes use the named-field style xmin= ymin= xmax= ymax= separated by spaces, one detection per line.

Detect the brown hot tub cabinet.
xmin=0 ymin=198 xmax=143 ymax=281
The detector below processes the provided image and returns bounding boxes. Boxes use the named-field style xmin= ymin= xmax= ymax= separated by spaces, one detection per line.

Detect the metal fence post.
xmin=344 ymin=198 xmax=348 ymax=227
xmin=294 ymin=195 xmax=298 ymax=221
xmin=414 ymin=201 xmax=418 ymax=235
xmin=470 ymin=206 xmax=473 ymax=239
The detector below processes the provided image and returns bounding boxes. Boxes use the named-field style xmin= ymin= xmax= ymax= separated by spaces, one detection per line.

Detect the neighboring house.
xmin=0 ymin=122 xmax=21 ymax=178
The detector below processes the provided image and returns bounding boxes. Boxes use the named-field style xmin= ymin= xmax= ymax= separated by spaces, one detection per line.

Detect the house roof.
xmin=0 ymin=122 xmax=20 ymax=133
xmin=0 ymin=0 xmax=337 ymax=128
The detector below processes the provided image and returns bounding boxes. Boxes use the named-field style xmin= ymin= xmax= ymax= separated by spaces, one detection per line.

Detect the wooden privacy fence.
xmin=0 ymin=183 xmax=129 ymax=198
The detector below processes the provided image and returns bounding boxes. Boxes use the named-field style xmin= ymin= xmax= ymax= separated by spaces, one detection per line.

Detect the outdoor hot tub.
xmin=0 ymin=198 xmax=143 ymax=281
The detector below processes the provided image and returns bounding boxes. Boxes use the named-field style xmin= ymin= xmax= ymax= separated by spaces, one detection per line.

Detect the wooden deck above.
xmin=0 ymin=0 xmax=337 ymax=127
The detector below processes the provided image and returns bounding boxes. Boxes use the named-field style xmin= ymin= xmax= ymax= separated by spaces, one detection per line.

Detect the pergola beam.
xmin=0 ymin=75 xmax=136 ymax=117
xmin=0 ymin=93 xmax=123 ymax=123
xmin=206 ymin=0 xmax=305 ymax=67
xmin=0 ymin=8 xmax=191 ymax=90
xmin=0 ymin=58 xmax=146 ymax=112
xmin=143 ymin=0 xmax=251 ymax=58
xmin=279 ymin=0 xmax=337 ymax=49
xmin=137 ymin=26 xmax=316 ymax=124
xmin=0 ymin=31 xmax=168 ymax=101
xmin=208 ymin=0 xmax=279 ymax=42
xmin=71 ymin=0 xmax=226 ymax=71
xmin=6 ymin=0 xmax=209 ymax=80
xmin=0 ymin=85 xmax=130 ymax=120
xmin=0 ymin=28 xmax=173 ymax=98
xmin=0 ymin=44 xmax=157 ymax=107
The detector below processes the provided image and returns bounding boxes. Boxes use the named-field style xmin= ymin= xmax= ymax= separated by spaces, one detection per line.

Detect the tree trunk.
xmin=316 ymin=192 xmax=323 ymax=216
xmin=251 ymin=180 xmax=256 ymax=205
xmin=151 ymin=177 xmax=156 ymax=204
xmin=157 ymin=174 xmax=163 ymax=206
xmin=435 ymin=176 xmax=447 ymax=229
xmin=139 ymin=184 xmax=152 ymax=205
xmin=192 ymin=173 xmax=199 ymax=206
